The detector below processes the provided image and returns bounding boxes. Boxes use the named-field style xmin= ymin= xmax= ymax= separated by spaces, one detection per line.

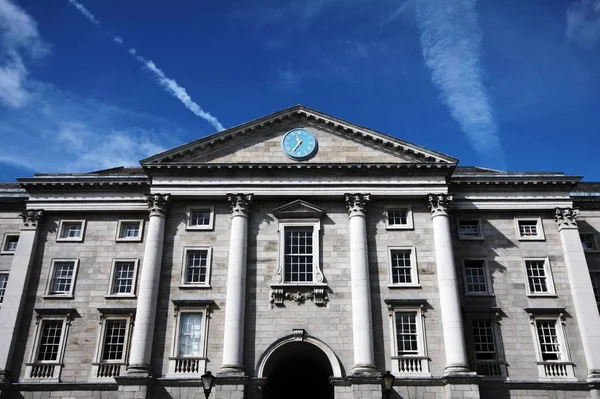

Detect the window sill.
xmin=0 ymin=251 xmax=15 ymax=255
xmin=517 ymin=237 xmax=545 ymax=241
xmin=271 ymin=282 xmax=328 ymax=288
xmin=385 ymin=225 xmax=414 ymax=231
xmin=104 ymin=294 xmax=136 ymax=299
xmin=115 ymin=238 xmax=142 ymax=243
xmin=458 ymin=236 xmax=485 ymax=241
xmin=56 ymin=238 xmax=84 ymax=242
xmin=185 ymin=226 xmax=213 ymax=231
xmin=43 ymin=294 xmax=74 ymax=299
xmin=464 ymin=293 xmax=495 ymax=297
xmin=526 ymin=294 xmax=558 ymax=298
xmin=178 ymin=284 xmax=211 ymax=289
xmin=388 ymin=284 xmax=422 ymax=289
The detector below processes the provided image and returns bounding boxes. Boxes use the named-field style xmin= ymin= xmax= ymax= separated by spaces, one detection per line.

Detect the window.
xmin=462 ymin=259 xmax=493 ymax=295
xmin=284 ymin=226 xmax=314 ymax=282
xmin=386 ymin=300 xmax=430 ymax=376
xmin=107 ymin=260 xmax=138 ymax=297
xmin=388 ymin=247 xmax=419 ymax=286
xmin=46 ymin=259 xmax=79 ymax=297
xmin=515 ymin=218 xmax=545 ymax=240
xmin=186 ymin=206 xmax=214 ymax=230
xmin=116 ymin=220 xmax=143 ymax=241
xmin=0 ymin=273 xmax=8 ymax=304
xmin=581 ymin=233 xmax=597 ymax=251
xmin=26 ymin=311 xmax=73 ymax=380
xmin=457 ymin=219 xmax=483 ymax=240
xmin=57 ymin=220 xmax=86 ymax=242
xmin=385 ymin=206 xmax=413 ymax=230
xmin=1 ymin=233 xmax=19 ymax=254
xmin=168 ymin=300 xmax=212 ymax=376
xmin=523 ymin=258 xmax=555 ymax=296
xmin=468 ymin=318 xmax=507 ymax=378
xmin=181 ymin=248 xmax=212 ymax=287
xmin=92 ymin=312 xmax=133 ymax=379
xmin=526 ymin=310 xmax=575 ymax=380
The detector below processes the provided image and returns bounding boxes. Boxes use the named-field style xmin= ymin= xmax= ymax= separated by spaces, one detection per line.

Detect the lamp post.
xmin=201 ymin=371 xmax=216 ymax=399
xmin=382 ymin=370 xmax=395 ymax=399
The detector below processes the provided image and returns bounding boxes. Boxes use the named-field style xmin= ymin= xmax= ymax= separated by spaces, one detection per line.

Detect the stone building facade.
xmin=0 ymin=105 xmax=600 ymax=399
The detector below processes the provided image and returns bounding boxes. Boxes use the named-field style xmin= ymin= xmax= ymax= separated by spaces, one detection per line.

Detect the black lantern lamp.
xmin=201 ymin=371 xmax=216 ymax=399
xmin=382 ymin=370 xmax=395 ymax=398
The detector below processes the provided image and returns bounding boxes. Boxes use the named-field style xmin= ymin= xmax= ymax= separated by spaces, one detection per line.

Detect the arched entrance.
xmin=258 ymin=335 xmax=341 ymax=399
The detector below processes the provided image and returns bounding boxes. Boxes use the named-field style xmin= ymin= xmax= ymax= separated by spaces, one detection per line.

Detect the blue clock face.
xmin=281 ymin=129 xmax=318 ymax=160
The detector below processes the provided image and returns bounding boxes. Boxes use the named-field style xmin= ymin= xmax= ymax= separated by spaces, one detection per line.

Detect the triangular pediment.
xmin=141 ymin=105 xmax=457 ymax=165
xmin=273 ymin=200 xmax=326 ymax=219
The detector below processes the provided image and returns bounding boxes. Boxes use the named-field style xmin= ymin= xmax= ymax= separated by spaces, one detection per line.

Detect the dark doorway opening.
xmin=262 ymin=342 xmax=334 ymax=399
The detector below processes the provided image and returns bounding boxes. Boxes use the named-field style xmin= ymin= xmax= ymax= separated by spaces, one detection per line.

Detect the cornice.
xmin=17 ymin=176 xmax=149 ymax=190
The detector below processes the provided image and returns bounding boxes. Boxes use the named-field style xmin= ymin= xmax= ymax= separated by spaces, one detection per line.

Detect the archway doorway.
xmin=262 ymin=341 xmax=334 ymax=399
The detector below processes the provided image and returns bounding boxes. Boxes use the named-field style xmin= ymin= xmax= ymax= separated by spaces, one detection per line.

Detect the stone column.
xmin=219 ymin=193 xmax=253 ymax=375
xmin=555 ymin=207 xmax=600 ymax=382
xmin=427 ymin=194 xmax=471 ymax=376
xmin=0 ymin=210 xmax=43 ymax=382
xmin=126 ymin=194 xmax=170 ymax=377
xmin=345 ymin=193 xmax=377 ymax=375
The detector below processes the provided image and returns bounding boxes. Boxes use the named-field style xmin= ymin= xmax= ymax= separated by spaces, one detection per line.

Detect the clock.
xmin=281 ymin=129 xmax=318 ymax=160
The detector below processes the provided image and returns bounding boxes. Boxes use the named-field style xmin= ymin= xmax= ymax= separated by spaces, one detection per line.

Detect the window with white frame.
xmin=26 ymin=311 xmax=73 ymax=380
xmin=523 ymin=258 xmax=555 ymax=296
xmin=1 ymin=233 xmax=19 ymax=254
xmin=515 ymin=218 xmax=545 ymax=240
xmin=0 ymin=273 xmax=8 ymax=304
xmin=92 ymin=312 xmax=133 ymax=379
xmin=385 ymin=207 xmax=413 ymax=230
xmin=386 ymin=300 xmax=430 ymax=376
xmin=116 ymin=220 xmax=143 ymax=241
xmin=463 ymin=259 xmax=493 ymax=295
xmin=186 ymin=206 xmax=214 ymax=230
xmin=46 ymin=259 xmax=79 ymax=297
xmin=181 ymin=248 xmax=212 ymax=287
xmin=457 ymin=219 xmax=483 ymax=240
xmin=168 ymin=301 xmax=212 ymax=376
xmin=388 ymin=247 xmax=419 ymax=286
xmin=107 ymin=260 xmax=138 ymax=296
xmin=57 ymin=220 xmax=86 ymax=242
xmin=281 ymin=224 xmax=321 ymax=283
xmin=581 ymin=233 xmax=597 ymax=251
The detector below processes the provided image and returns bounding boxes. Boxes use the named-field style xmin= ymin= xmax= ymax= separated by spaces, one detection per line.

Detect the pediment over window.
xmin=273 ymin=200 xmax=326 ymax=219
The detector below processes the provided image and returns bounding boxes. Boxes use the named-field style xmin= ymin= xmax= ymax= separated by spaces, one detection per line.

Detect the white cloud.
xmin=566 ymin=0 xmax=600 ymax=48
xmin=113 ymin=36 xmax=123 ymax=44
xmin=67 ymin=0 xmax=100 ymax=25
xmin=414 ymin=0 xmax=505 ymax=168
xmin=0 ymin=0 xmax=49 ymax=108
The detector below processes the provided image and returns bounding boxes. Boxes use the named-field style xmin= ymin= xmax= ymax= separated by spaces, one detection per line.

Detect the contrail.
xmin=66 ymin=0 xmax=224 ymax=132
xmin=414 ymin=0 xmax=505 ymax=168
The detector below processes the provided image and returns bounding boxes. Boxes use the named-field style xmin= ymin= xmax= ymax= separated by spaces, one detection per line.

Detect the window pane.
xmin=102 ymin=320 xmax=128 ymax=361
xmin=464 ymin=260 xmax=488 ymax=293
xmin=0 ymin=273 xmax=8 ymax=304
xmin=526 ymin=260 xmax=548 ymax=293
xmin=459 ymin=221 xmax=480 ymax=237
xmin=37 ymin=320 xmax=63 ymax=361
xmin=120 ymin=222 xmax=140 ymax=238
xmin=536 ymin=320 xmax=561 ymax=361
xmin=111 ymin=262 xmax=135 ymax=294
xmin=395 ymin=312 xmax=418 ymax=354
xmin=284 ymin=227 xmax=313 ymax=282
xmin=581 ymin=234 xmax=596 ymax=250
xmin=51 ymin=262 xmax=75 ymax=294
xmin=390 ymin=250 xmax=412 ymax=284
xmin=388 ymin=210 xmax=408 ymax=226
xmin=178 ymin=313 xmax=203 ymax=357
xmin=472 ymin=320 xmax=497 ymax=360
xmin=4 ymin=236 xmax=18 ymax=251
xmin=189 ymin=210 xmax=211 ymax=226
xmin=60 ymin=222 xmax=82 ymax=238
xmin=186 ymin=250 xmax=208 ymax=284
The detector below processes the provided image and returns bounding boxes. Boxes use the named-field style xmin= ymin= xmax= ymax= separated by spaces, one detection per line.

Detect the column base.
xmin=123 ymin=363 xmax=154 ymax=378
xmin=443 ymin=364 xmax=476 ymax=377
xmin=218 ymin=364 xmax=246 ymax=377
xmin=588 ymin=369 xmax=600 ymax=382
xmin=350 ymin=364 xmax=379 ymax=377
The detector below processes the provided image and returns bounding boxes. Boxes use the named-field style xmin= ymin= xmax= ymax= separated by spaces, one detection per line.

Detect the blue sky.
xmin=1 ymin=0 xmax=599 ymax=182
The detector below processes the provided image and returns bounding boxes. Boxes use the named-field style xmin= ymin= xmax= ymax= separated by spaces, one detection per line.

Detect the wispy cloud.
xmin=0 ymin=0 xmax=49 ymax=108
xmin=566 ymin=0 xmax=600 ymax=48
xmin=66 ymin=0 xmax=224 ymax=131
xmin=414 ymin=0 xmax=505 ymax=168
xmin=67 ymin=0 xmax=100 ymax=25
xmin=274 ymin=69 xmax=301 ymax=91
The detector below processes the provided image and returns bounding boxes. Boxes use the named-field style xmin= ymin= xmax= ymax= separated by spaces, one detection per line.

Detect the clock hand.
xmin=291 ymin=140 xmax=303 ymax=154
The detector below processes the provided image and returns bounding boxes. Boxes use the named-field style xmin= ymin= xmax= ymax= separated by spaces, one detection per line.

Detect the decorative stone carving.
xmin=427 ymin=193 xmax=453 ymax=216
xmin=269 ymin=287 xmax=329 ymax=308
xmin=227 ymin=193 xmax=253 ymax=217
xmin=345 ymin=193 xmax=370 ymax=217
xmin=20 ymin=209 xmax=43 ymax=229
xmin=554 ymin=207 xmax=579 ymax=229
xmin=293 ymin=329 xmax=307 ymax=341
xmin=146 ymin=193 xmax=171 ymax=217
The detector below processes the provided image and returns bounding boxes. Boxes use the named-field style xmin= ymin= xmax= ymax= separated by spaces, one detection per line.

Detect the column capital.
xmin=227 ymin=193 xmax=253 ymax=217
xmin=146 ymin=193 xmax=170 ymax=217
xmin=427 ymin=193 xmax=453 ymax=217
xmin=554 ymin=207 xmax=579 ymax=230
xmin=345 ymin=193 xmax=370 ymax=217
xmin=20 ymin=209 xmax=43 ymax=230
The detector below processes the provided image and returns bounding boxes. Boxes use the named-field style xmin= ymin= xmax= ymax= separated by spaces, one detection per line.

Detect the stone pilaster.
xmin=0 ymin=209 xmax=43 ymax=383
xmin=427 ymin=194 xmax=471 ymax=376
xmin=126 ymin=194 xmax=170 ymax=377
xmin=345 ymin=193 xmax=377 ymax=375
xmin=219 ymin=194 xmax=253 ymax=375
xmin=555 ymin=207 xmax=600 ymax=381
